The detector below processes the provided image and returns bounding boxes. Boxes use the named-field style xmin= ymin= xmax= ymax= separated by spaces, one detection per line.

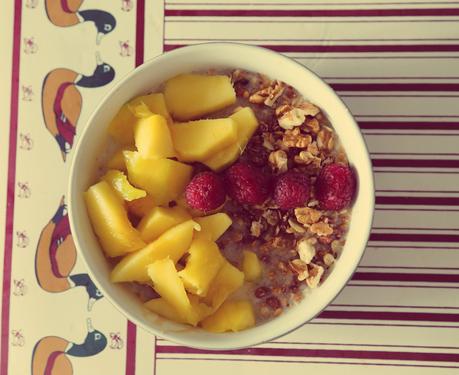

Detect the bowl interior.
xmin=69 ymin=43 xmax=374 ymax=350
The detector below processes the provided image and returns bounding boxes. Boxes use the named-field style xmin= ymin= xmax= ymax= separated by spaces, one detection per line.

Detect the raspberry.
xmin=273 ymin=172 xmax=310 ymax=210
xmin=225 ymin=162 xmax=270 ymax=205
xmin=315 ymin=163 xmax=356 ymax=211
xmin=185 ymin=171 xmax=226 ymax=213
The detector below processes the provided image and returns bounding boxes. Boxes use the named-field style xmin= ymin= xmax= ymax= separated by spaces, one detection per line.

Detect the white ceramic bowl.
xmin=68 ymin=43 xmax=374 ymax=350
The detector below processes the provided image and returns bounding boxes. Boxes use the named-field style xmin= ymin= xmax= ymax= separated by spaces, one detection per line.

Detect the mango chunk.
xmin=85 ymin=181 xmax=145 ymax=257
xmin=203 ymin=260 xmax=244 ymax=310
xmin=171 ymin=118 xmax=237 ymax=162
xmin=124 ymin=151 xmax=192 ymax=206
xmin=203 ymin=107 xmax=259 ymax=171
xmin=178 ymin=237 xmax=225 ymax=296
xmin=102 ymin=169 xmax=146 ymax=202
xmin=164 ymin=74 xmax=236 ymax=121
xmin=194 ymin=213 xmax=232 ymax=241
xmin=201 ymin=300 xmax=255 ymax=333
xmin=134 ymin=114 xmax=175 ymax=159
xmin=242 ymin=250 xmax=262 ymax=282
xmin=137 ymin=206 xmax=191 ymax=243
xmin=147 ymin=259 xmax=191 ymax=318
xmin=126 ymin=195 xmax=155 ymax=218
xmin=111 ymin=220 xmax=199 ymax=282
xmin=145 ymin=295 xmax=212 ymax=326
xmin=108 ymin=93 xmax=171 ymax=145
xmin=106 ymin=147 xmax=134 ymax=171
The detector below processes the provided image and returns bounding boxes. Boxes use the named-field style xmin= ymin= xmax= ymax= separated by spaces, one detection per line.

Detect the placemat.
xmin=1 ymin=1 xmax=459 ymax=374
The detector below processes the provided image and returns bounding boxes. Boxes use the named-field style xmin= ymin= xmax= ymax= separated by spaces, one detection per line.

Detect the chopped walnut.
xmin=289 ymin=259 xmax=309 ymax=281
xmin=304 ymin=118 xmax=320 ymax=134
xmin=262 ymin=209 xmax=279 ymax=226
xmin=250 ymin=220 xmax=263 ymax=237
xmin=297 ymin=238 xmax=316 ymax=264
xmin=294 ymin=151 xmax=321 ymax=167
xmin=262 ymin=132 xmax=275 ymax=151
xmin=323 ymin=253 xmax=335 ymax=266
xmin=310 ymin=222 xmax=333 ymax=236
xmin=295 ymin=207 xmax=322 ymax=226
xmin=249 ymin=80 xmax=284 ymax=107
xmin=307 ymin=142 xmax=319 ymax=156
xmin=317 ymin=127 xmax=334 ymax=151
xmin=278 ymin=108 xmax=307 ymax=130
xmin=306 ymin=263 xmax=324 ymax=288
xmin=282 ymin=128 xmax=312 ymax=148
xmin=269 ymin=150 xmax=288 ymax=173
xmin=298 ymin=102 xmax=320 ymax=117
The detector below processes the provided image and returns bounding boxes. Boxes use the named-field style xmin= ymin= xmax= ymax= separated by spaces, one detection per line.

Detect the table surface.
xmin=1 ymin=1 xmax=459 ymax=374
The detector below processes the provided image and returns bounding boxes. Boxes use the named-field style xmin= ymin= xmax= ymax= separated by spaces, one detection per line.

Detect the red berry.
xmin=225 ymin=162 xmax=270 ymax=205
xmin=315 ymin=163 xmax=356 ymax=211
xmin=185 ymin=171 xmax=226 ymax=213
xmin=273 ymin=172 xmax=310 ymax=210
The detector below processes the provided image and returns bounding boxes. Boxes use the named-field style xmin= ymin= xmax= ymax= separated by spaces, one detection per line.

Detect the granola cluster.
xmin=217 ymin=69 xmax=352 ymax=321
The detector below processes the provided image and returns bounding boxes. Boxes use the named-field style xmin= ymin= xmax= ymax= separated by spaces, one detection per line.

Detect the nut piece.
xmin=287 ymin=218 xmax=306 ymax=234
xmin=295 ymin=207 xmax=322 ymax=226
xmin=262 ymin=209 xmax=279 ymax=226
xmin=250 ymin=220 xmax=263 ymax=237
xmin=289 ymin=259 xmax=309 ymax=281
xmin=310 ymin=222 xmax=333 ymax=236
xmin=323 ymin=253 xmax=335 ymax=266
xmin=297 ymin=238 xmax=316 ymax=264
xmin=262 ymin=132 xmax=275 ymax=151
xmin=304 ymin=118 xmax=320 ymax=133
xmin=306 ymin=263 xmax=324 ymax=288
xmin=269 ymin=150 xmax=288 ymax=173
xmin=294 ymin=151 xmax=321 ymax=168
xmin=249 ymin=81 xmax=284 ymax=107
xmin=317 ymin=127 xmax=334 ymax=151
xmin=282 ymin=128 xmax=312 ymax=148
xmin=298 ymin=102 xmax=320 ymax=117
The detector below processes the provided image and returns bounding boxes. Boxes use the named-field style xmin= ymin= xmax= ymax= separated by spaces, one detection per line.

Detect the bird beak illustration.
xmin=88 ymin=298 xmax=96 ymax=312
xmin=96 ymin=32 xmax=103 ymax=45
xmin=61 ymin=150 xmax=67 ymax=162
xmin=87 ymin=318 xmax=94 ymax=333
xmin=95 ymin=51 xmax=102 ymax=66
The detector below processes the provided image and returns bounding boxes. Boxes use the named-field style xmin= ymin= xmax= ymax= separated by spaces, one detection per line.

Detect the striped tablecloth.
xmin=1 ymin=1 xmax=459 ymax=374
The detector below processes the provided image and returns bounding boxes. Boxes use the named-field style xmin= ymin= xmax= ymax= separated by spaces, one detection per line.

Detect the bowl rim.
xmin=68 ymin=42 xmax=375 ymax=350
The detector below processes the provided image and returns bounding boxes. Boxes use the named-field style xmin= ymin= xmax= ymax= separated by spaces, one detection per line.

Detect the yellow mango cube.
xmin=164 ymin=74 xmax=236 ymax=121
xmin=204 ymin=107 xmax=259 ymax=171
xmin=242 ymin=250 xmax=262 ymax=282
xmin=85 ymin=181 xmax=145 ymax=257
xmin=137 ymin=206 xmax=191 ymax=243
xmin=201 ymin=300 xmax=255 ymax=333
xmin=126 ymin=195 xmax=155 ymax=218
xmin=111 ymin=220 xmax=199 ymax=282
xmin=134 ymin=114 xmax=175 ymax=159
xmin=124 ymin=151 xmax=192 ymax=205
xmin=171 ymin=118 xmax=237 ymax=162
xmin=194 ymin=213 xmax=232 ymax=241
xmin=178 ymin=237 xmax=225 ymax=296
xmin=203 ymin=260 xmax=244 ymax=309
xmin=106 ymin=147 xmax=133 ymax=171
xmin=108 ymin=93 xmax=171 ymax=145
xmin=147 ymin=259 xmax=191 ymax=318
xmin=102 ymin=169 xmax=146 ymax=202
xmin=144 ymin=295 xmax=212 ymax=326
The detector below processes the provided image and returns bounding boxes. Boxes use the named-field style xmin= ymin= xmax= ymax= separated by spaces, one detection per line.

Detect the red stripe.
xmin=359 ymin=121 xmax=459 ymax=130
xmin=331 ymin=83 xmax=459 ymax=92
xmin=370 ymin=233 xmax=459 ymax=243
xmin=163 ymin=44 xmax=459 ymax=53
xmin=165 ymin=8 xmax=459 ymax=17
xmin=319 ymin=310 xmax=459 ymax=323
xmin=1 ymin=2 xmax=21 ymax=374
xmin=135 ymin=0 xmax=145 ymax=67
xmin=157 ymin=344 xmax=459 ymax=362
xmin=353 ymin=272 xmax=459 ymax=283
xmin=375 ymin=196 xmax=459 ymax=206
xmin=372 ymin=159 xmax=459 ymax=168
xmin=125 ymin=321 xmax=137 ymax=375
